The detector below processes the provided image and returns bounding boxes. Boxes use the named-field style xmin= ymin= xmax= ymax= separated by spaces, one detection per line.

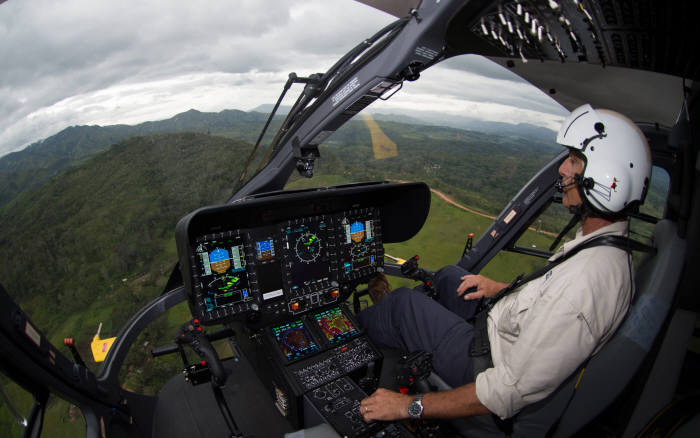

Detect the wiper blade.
xmin=235 ymin=72 xmax=322 ymax=189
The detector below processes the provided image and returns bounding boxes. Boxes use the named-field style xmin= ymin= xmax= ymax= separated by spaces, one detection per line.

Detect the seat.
xmin=429 ymin=219 xmax=687 ymax=437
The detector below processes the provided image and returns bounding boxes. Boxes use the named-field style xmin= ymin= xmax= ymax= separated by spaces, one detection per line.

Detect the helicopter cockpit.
xmin=1 ymin=0 xmax=699 ymax=437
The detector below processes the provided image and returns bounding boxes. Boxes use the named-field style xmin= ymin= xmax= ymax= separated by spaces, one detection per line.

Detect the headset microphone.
xmin=556 ymin=174 xmax=595 ymax=193
xmin=555 ymin=176 xmax=578 ymax=192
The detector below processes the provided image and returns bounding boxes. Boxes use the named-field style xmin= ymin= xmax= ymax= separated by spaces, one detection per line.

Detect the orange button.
xmin=331 ymin=290 xmax=339 ymax=298
xmin=291 ymin=302 xmax=300 ymax=311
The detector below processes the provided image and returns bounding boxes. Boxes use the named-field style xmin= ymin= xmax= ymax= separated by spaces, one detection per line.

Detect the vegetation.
xmin=0 ymin=109 xmax=280 ymax=209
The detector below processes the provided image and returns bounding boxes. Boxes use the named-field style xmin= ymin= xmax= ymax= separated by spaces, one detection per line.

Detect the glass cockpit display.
xmin=313 ymin=307 xmax=359 ymax=344
xmin=272 ymin=319 xmax=320 ymax=362
xmin=194 ymin=234 xmax=251 ymax=313
xmin=339 ymin=209 xmax=380 ymax=278
xmin=282 ymin=219 xmax=331 ymax=293
xmin=252 ymin=233 xmax=285 ymax=303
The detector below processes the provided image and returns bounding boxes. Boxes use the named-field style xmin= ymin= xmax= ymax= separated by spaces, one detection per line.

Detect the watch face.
xmin=408 ymin=396 xmax=424 ymax=418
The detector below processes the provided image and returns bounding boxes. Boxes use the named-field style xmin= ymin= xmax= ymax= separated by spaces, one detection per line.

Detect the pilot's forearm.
xmin=423 ymin=383 xmax=491 ymax=419
xmin=360 ymin=384 xmax=491 ymax=423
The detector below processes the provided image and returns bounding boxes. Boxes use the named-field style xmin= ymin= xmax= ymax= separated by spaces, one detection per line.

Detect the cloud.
xmin=0 ymin=0 xmax=395 ymax=156
xmin=0 ymin=0 xmax=567 ymax=157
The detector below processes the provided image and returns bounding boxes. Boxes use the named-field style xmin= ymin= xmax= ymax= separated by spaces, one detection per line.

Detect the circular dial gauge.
xmin=295 ymin=231 xmax=322 ymax=263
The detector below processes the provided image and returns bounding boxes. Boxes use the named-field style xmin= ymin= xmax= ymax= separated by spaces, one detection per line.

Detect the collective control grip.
xmin=175 ymin=319 xmax=228 ymax=387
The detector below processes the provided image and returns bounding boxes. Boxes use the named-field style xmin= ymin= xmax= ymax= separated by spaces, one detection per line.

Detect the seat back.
xmin=439 ymin=220 xmax=686 ymax=437
xmin=514 ymin=219 xmax=686 ymax=437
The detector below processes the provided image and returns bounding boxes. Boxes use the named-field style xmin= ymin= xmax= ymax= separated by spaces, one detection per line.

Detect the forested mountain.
xmin=0 ymin=133 xmax=250 ymax=341
xmin=0 ymin=109 xmax=273 ymax=208
xmin=0 ymin=108 xmax=559 ymax=210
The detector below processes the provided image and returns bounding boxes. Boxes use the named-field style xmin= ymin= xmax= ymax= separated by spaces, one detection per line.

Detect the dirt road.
xmin=390 ymin=180 xmax=557 ymax=237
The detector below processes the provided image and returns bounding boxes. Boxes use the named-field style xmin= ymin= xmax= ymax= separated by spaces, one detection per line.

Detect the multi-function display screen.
xmin=282 ymin=219 xmax=331 ymax=293
xmin=194 ymin=234 xmax=252 ymax=313
xmin=313 ymin=307 xmax=359 ymax=344
xmin=272 ymin=319 xmax=320 ymax=361
xmin=250 ymin=230 xmax=285 ymax=302
xmin=338 ymin=210 xmax=380 ymax=277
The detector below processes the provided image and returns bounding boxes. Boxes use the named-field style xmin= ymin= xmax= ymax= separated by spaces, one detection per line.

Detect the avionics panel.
xmin=337 ymin=207 xmax=383 ymax=282
xmin=191 ymin=231 xmax=257 ymax=322
xmin=176 ymin=182 xmax=429 ymax=325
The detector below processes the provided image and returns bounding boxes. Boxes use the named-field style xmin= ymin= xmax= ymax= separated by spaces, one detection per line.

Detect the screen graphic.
xmin=256 ymin=238 xmax=276 ymax=261
xmin=195 ymin=234 xmax=251 ymax=313
xmin=313 ymin=307 xmax=359 ymax=344
xmin=282 ymin=220 xmax=331 ymax=292
xmin=339 ymin=211 xmax=379 ymax=277
xmin=272 ymin=320 xmax=320 ymax=361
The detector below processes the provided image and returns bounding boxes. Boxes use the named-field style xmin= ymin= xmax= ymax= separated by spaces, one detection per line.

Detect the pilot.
xmin=357 ymin=104 xmax=652 ymax=423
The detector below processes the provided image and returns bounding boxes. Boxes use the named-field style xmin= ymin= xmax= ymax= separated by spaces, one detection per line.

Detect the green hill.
xmin=0 ymin=132 xmax=249 ymax=339
xmin=0 ymin=109 xmax=275 ymax=209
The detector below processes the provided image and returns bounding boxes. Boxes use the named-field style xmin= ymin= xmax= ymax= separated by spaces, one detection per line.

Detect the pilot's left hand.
xmin=359 ymin=388 xmax=412 ymax=422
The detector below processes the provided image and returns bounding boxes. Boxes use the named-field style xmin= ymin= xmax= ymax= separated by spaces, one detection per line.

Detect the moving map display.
xmin=194 ymin=234 xmax=251 ymax=312
xmin=272 ymin=320 xmax=320 ymax=361
xmin=313 ymin=307 xmax=359 ymax=344
xmin=282 ymin=219 xmax=331 ymax=292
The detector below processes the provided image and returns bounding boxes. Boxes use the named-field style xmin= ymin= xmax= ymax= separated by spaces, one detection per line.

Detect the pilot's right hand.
xmin=457 ymin=275 xmax=509 ymax=301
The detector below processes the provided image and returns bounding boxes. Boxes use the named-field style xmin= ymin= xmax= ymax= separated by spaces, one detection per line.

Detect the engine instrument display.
xmin=272 ymin=319 xmax=320 ymax=362
xmin=194 ymin=233 xmax=252 ymax=313
xmin=313 ymin=307 xmax=359 ymax=345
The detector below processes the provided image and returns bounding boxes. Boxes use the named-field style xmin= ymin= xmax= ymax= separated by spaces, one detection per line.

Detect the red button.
xmin=197 ymin=326 xmax=202 ymax=332
xmin=193 ymin=319 xmax=199 ymax=324
xmin=201 ymin=360 xmax=206 ymax=366
xmin=331 ymin=290 xmax=339 ymax=298
xmin=291 ymin=302 xmax=300 ymax=311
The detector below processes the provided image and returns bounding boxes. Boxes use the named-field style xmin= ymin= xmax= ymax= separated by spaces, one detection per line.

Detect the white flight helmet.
xmin=556 ymin=104 xmax=652 ymax=215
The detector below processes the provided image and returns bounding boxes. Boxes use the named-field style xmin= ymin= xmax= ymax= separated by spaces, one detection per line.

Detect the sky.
xmin=0 ymin=0 xmax=567 ymax=158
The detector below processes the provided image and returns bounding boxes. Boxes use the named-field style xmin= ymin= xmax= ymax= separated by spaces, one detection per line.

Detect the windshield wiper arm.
xmin=235 ymin=72 xmax=322 ymax=190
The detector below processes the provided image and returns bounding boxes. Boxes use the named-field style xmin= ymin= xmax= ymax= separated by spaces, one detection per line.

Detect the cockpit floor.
xmin=152 ymin=353 xmax=294 ymax=438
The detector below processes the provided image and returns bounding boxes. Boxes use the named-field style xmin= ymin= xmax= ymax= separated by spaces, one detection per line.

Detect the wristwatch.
xmin=408 ymin=394 xmax=424 ymax=419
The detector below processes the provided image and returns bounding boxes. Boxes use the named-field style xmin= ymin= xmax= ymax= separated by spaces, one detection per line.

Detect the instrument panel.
xmin=187 ymin=208 xmax=382 ymax=324
xmin=176 ymin=182 xmax=430 ymax=326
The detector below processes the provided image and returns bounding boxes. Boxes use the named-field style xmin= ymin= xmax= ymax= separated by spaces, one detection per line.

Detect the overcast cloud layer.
xmin=0 ymin=0 xmax=566 ymax=158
